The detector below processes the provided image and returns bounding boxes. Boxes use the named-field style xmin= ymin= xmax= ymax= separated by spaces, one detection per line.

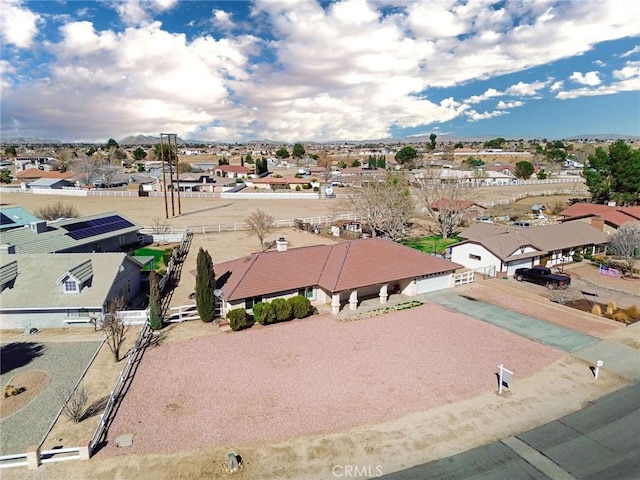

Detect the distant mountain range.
xmin=2 ymin=133 xmax=638 ymax=146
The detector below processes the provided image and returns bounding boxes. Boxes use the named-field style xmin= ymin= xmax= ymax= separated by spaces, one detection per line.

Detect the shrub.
xmin=572 ymin=253 xmax=583 ymax=262
xmin=612 ymin=311 xmax=631 ymax=324
xmin=34 ymin=201 xmax=80 ymax=220
xmin=606 ymin=301 xmax=616 ymax=315
xmin=253 ymin=302 xmax=275 ymax=325
xmin=539 ymin=257 xmax=549 ymax=267
xmin=288 ymin=295 xmax=311 ymax=319
xmin=61 ymin=384 xmax=88 ymax=423
xmin=227 ymin=308 xmax=248 ymax=331
xmin=271 ymin=298 xmax=293 ymax=323
xmin=3 ymin=384 xmax=24 ymax=398
xmin=163 ymin=248 xmax=173 ymax=265
xmin=623 ymin=305 xmax=640 ymax=321
xmin=591 ymin=304 xmax=602 ymax=316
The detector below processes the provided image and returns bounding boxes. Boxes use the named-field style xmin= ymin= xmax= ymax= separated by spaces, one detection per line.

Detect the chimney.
xmin=276 ymin=237 xmax=288 ymax=252
xmin=0 ymin=244 xmax=16 ymax=254
xmin=29 ymin=221 xmax=47 ymax=234
xmin=590 ymin=216 xmax=604 ymax=232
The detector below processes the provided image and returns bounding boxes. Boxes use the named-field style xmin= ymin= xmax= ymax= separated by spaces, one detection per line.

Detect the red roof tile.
xmin=559 ymin=203 xmax=640 ymax=227
xmin=215 ymin=238 xmax=462 ymax=301
xmin=15 ymin=169 xmax=73 ymax=180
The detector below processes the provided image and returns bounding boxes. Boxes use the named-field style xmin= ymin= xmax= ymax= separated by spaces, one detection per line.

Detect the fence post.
xmin=26 ymin=445 xmax=40 ymax=469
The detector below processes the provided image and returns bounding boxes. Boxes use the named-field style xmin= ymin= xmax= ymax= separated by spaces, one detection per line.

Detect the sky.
xmin=1 ymin=0 xmax=639 ymax=144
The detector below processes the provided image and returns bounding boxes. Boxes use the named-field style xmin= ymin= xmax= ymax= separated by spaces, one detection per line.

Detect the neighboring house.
xmin=430 ymin=199 xmax=487 ymax=219
xmin=27 ymin=178 xmax=76 ymax=190
xmin=558 ymin=203 xmax=640 ymax=234
xmin=213 ymin=165 xmax=251 ymax=179
xmin=449 ymin=222 xmax=610 ymax=276
xmin=215 ymin=237 xmax=462 ymax=316
xmin=0 ymin=253 xmax=144 ymax=329
xmin=174 ymin=173 xmax=216 ymax=192
xmin=245 ymin=177 xmax=315 ymax=190
xmin=0 ymin=211 xmax=140 ymax=254
xmin=14 ymin=157 xmax=57 ymax=172
xmin=0 ymin=207 xmax=41 ymax=231
xmin=15 ymin=168 xmax=73 ymax=181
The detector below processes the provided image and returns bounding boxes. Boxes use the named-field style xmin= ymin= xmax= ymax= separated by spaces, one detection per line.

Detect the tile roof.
xmin=0 ymin=253 xmax=137 ymax=309
xmin=559 ymin=203 xmax=640 ymax=227
xmin=0 ymin=211 xmax=140 ymax=254
xmin=215 ymin=238 xmax=462 ymax=301
xmin=15 ymin=168 xmax=74 ymax=180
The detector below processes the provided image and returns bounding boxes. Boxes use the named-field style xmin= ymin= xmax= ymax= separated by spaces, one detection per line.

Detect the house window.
xmin=298 ymin=287 xmax=314 ymax=299
xmin=64 ymin=280 xmax=79 ymax=293
xmin=469 ymin=254 xmax=481 ymax=261
xmin=245 ymin=296 xmax=263 ymax=309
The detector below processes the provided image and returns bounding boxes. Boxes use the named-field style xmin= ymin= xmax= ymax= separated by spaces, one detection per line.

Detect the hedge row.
xmin=227 ymin=295 xmax=312 ymax=331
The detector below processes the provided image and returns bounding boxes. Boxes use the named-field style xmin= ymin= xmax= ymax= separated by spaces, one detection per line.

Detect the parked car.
xmin=509 ymin=221 xmax=531 ymax=227
xmin=514 ymin=266 xmax=571 ymax=289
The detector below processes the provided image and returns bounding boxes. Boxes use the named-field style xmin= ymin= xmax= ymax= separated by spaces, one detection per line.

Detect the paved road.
xmin=382 ymin=381 xmax=640 ymax=480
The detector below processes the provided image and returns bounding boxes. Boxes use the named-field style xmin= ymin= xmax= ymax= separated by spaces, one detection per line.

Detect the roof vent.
xmin=276 ymin=237 xmax=288 ymax=252
xmin=29 ymin=221 xmax=47 ymax=234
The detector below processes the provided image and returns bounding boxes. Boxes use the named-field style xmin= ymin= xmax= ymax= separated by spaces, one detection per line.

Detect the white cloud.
xmin=496 ymin=100 xmax=524 ymax=109
xmin=465 ymin=88 xmax=502 ymax=105
xmin=505 ymin=81 xmax=547 ymax=96
xmin=620 ymin=45 xmax=640 ymax=58
xmin=211 ymin=9 xmax=234 ymax=30
xmin=465 ymin=109 xmax=508 ymax=122
xmin=550 ymin=80 xmax=564 ymax=91
xmin=612 ymin=60 xmax=640 ymax=80
xmin=569 ymin=71 xmax=601 ymax=86
xmin=111 ymin=0 xmax=179 ymax=25
xmin=593 ymin=59 xmax=606 ymax=67
xmin=556 ymin=77 xmax=640 ymax=99
xmin=0 ymin=0 xmax=42 ymax=48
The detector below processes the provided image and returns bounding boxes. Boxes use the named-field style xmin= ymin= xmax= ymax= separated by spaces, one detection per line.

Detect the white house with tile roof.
xmin=214 ymin=237 xmax=462 ymax=315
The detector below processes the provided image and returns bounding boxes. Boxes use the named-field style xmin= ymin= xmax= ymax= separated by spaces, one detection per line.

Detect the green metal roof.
xmin=0 ymin=211 xmax=140 ymax=254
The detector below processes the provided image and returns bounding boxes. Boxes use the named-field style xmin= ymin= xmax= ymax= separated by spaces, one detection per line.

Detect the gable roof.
xmin=0 ymin=211 xmax=139 ymax=254
xmin=15 ymin=168 xmax=73 ymax=180
xmin=0 ymin=207 xmax=41 ymax=231
xmin=56 ymin=259 xmax=93 ymax=285
xmin=456 ymin=222 xmax=610 ymax=261
xmin=215 ymin=238 xmax=462 ymax=301
xmin=559 ymin=203 xmax=640 ymax=228
xmin=0 ymin=259 xmax=18 ymax=288
xmin=28 ymin=178 xmax=74 ymax=188
xmin=0 ymin=253 xmax=138 ymax=309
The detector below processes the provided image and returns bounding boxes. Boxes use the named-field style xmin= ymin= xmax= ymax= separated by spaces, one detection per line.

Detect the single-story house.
xmin=0 ymin=253 xmax=144 ymax=329
xmin=0 ymin=207 xmax=41 ymax=231
xmin=15 ymin=168 xmax=73 ymax=181
xmin=449 ymin=222 xmax=610 ymax=276
xmin=214 ymin=237 xmax=462 ymax=315
xmin=0 ymin=211 xmax=140 ymax=254
xmin=430 ymin=199 xmax=487 ymax=219
xmin=558 ymin=203 xmax=640 ymax=234
xmin=213 ymin=165 xmax=251 ymax=179
xmin=28 ymin=178 xmax=76 ymax=190
xmin=245 ymin=177 xmax=315 ymax=190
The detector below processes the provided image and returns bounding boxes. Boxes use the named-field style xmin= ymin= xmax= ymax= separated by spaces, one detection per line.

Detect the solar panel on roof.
xmin=62 ymin=215 xmax=134 ymax=240
xmin=0 ymin=213 xmax=16 ymax=225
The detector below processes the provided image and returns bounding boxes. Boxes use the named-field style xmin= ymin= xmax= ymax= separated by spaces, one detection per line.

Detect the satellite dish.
xmin=214 ymin=289 xmax=223 ymax=297
xmin=325 ymin=186 xmax=334 ymax=195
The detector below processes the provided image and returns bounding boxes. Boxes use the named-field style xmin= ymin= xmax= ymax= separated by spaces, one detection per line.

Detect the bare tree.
xmin=72 ymin=156 xmax=103 ymax=186
xmin=99 ymin=163 xmax=121 ymax=187
xmin=245 ymin=209 xmax=275 ymax=251
xmin=34 ymin=201 xmax=79 ymax=220
xmin=60 ymin=383 xmax=88 ymax=423
xmin=415 ymin=172 xmax=471 ymax=239
xmin=608 ymin=220 xmax=640 ymax=277
xmin=151 ymin=215 xmax=171 ymax=234
xmin=100 ymin=296 xmax=129 ymax=362
xmin=339 ymin=172 xmax=414 ymax=240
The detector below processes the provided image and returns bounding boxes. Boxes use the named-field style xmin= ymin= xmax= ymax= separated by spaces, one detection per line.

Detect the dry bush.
xmin=61 ymin=383 xmax=88 ymax=423
xmin=623 ymin=305 xmax=640 ymax=321
xmin=612 ymin=311 xmax=631 ymax=324
xmin=3 ymin=384 xmax=25 ymax=398
xmin=606 ymin=301 xmax=616 ymax=315
xmin=34 ymin=201 xmax=79 ymax=220
xmin=591 ymin=304 xmax=602 ymax=316
xmin=548 ymin=289 xmax=578 ymax=305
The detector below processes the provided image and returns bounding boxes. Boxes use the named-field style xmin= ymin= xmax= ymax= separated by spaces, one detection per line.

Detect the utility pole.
xmin=160 ymin=133 xmax=180 ymax=217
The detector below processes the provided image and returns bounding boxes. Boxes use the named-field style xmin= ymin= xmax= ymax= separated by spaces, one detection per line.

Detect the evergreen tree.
xmin=148 ymin=270 xmax=163 ymax=330
xmin=195 ymin=247 xmax=216 ymax=322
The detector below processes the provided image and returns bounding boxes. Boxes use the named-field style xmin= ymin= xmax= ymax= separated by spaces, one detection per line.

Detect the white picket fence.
xmin=0 ymin=453 xmax=28 ymax=469
xmin=478 ymin=188 xmax=586 ymax=208
xmin=454 ymin=270 xmax=475 ymax=286
xmin=166 ymin=304 xmax=200 ymax=322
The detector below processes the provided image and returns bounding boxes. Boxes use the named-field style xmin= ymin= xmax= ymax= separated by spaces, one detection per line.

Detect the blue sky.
xmin=1 ymin=0 xmax=639 ymax=143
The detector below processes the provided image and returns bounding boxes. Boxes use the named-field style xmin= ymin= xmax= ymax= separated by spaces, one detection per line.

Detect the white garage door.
xmin=416 ymin=274 xmax=450 ymax=294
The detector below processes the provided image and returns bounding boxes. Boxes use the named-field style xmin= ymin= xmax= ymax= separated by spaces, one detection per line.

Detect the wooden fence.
xmin=166 ymin=304 xmax=200 ymax=322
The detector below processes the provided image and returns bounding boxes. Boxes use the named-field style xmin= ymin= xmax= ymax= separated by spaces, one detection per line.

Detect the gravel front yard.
xmin=105 ymin=304 xmax=562 ymax=456
xmin=0 ymin=341 xmax=102 ymax=454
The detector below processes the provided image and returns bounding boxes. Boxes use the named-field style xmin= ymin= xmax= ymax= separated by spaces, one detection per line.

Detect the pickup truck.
xmin=514 ymin=266 xmax=571 ymax=289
